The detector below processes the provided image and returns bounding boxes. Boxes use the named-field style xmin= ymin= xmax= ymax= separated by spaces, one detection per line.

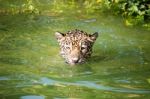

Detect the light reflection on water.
xmin=39 ymin=77 xmax=150 ymax=94
xmin=21 ymin=95 xmax=45 ymax=99
xmin=0 ymin=77 xmax=9 ymax=81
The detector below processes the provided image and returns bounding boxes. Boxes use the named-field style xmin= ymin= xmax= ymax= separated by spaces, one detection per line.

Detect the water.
xmin=0 ymin=11 xmax=150 ymax=99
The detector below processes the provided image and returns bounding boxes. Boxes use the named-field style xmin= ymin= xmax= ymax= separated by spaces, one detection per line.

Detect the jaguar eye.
xmin=66 ymin=46 xmax=70 ymax=49
xmin=81 ymin=47 xmax=86 ymax=50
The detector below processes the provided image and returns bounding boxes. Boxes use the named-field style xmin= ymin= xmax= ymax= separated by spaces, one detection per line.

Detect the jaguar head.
xmin=55 ymin=29 xmax=98 ymax=65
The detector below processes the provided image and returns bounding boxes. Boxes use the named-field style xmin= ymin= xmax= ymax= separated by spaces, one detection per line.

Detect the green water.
xmin=0 ymin=12 xmax=150 ymax=99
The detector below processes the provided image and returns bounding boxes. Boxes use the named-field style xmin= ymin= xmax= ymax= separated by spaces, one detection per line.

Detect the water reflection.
xmin=0 ymin=76 xmax=9 ymax=80
xmin=21 ymin=95 xmax=45 ymax=99
xmin=39 ymin=77 xmax=150 ymax=94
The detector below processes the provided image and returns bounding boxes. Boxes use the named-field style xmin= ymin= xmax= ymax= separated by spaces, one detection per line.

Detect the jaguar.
xmin=55 ymin=29 xmax=98 ymax=65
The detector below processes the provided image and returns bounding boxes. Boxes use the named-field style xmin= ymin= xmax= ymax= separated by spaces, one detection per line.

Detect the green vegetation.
xmin=0 ymin=0 xmax=149 ymax=27
xmin=98 ymin=0 xmax=150 ymax=26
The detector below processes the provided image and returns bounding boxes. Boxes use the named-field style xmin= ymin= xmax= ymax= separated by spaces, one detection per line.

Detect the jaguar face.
xmin=55 ymin=29 xmax=98 ymax=65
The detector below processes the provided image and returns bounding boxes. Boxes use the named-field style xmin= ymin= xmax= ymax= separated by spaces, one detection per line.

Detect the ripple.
xmin=75 ymin=81 xmax=150 ymax=94
xmin=0 ymin=76 xmax=9 ymax=80
xmin=21 ymin=95 xmax=45 ymax=99
xmin=39 ymin=77 xmax=150 ymax=94
xmin=83 ymin=18 xmax=96 ymax=23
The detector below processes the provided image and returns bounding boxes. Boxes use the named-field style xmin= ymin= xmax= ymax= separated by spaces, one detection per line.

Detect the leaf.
xmin=147 ymin=78 xmax=150 ymax=84
xmin=138 ymin=10 xmax=145 ymax=15
xmin=125 ymin=19 xmax=133 ymax=26
xmin=130 ymin=5 xmax=138 ymax=12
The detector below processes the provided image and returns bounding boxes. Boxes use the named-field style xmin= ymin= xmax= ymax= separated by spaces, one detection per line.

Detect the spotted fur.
xmin=55 ymin=29 xmax=98 ymax=65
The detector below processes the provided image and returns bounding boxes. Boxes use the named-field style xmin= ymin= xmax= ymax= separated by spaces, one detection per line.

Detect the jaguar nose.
xmin=72 ymin=57 xmax=79 ymax=63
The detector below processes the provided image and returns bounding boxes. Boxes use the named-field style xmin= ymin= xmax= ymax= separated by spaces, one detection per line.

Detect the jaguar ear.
xmin=89 ymin=32 xmax=98 ymax=42
xmin=55 ymin=32 xmax=64 ymax=42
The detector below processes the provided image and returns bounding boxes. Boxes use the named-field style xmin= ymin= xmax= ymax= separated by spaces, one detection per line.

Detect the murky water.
xmin=0 ymin=11 xmax=150 ymax=99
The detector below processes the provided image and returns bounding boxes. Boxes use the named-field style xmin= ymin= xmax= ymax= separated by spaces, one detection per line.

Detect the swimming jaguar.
xmin=55 ymin=29 xmax=98 ymax=65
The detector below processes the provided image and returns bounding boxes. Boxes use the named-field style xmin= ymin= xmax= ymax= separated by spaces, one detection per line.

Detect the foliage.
xmin=0 ymin=0 xmax=149 ymax=26
xmin=100 ymin=0 xmax=150 ymax=25
xmin=0 ymin=0 xmax=39 ymax=14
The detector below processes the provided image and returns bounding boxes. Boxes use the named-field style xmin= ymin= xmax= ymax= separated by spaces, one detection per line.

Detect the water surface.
xmin=0 ymin=11 xmax=150 ymax=99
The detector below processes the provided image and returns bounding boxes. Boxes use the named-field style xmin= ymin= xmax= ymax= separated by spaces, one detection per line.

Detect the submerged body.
xmin=55 ymin=29 xmax=98 ymax=65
